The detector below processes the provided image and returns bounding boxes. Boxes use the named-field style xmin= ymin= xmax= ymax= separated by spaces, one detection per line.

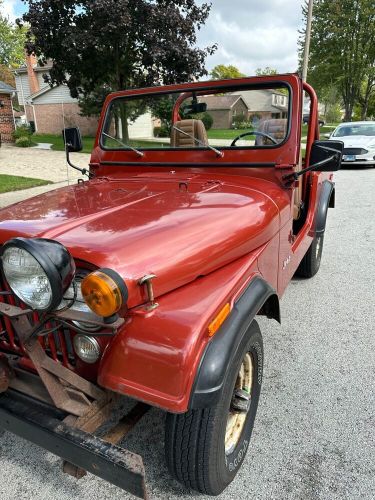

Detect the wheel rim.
xmin=225 ymin=352 xmax=253 ymax=455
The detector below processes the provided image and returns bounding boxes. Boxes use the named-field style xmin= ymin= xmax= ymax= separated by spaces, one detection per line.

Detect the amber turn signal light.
xmin=208 ymin=303 xmax=231 ymax=337
xmin=81 ymin=268 xmax=128 ymax=319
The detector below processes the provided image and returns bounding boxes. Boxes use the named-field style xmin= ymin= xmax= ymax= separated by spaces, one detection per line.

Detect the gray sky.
xmin=197 ymin=0 xmax=305 ymax=75
xmin=4 ymin=0 xmax=305 ymax=76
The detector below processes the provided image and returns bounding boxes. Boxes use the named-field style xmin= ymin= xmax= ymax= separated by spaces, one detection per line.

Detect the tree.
xmin=299 ymin=0 xmax=375 ymax=121
xmin=19 ymin=0 xmax=217 ymax=128
xmin=255 ymin=67 xmax=278 ymax=76
xmin=358 ymin=69 xmax=375 ymax=120
xmin=0 ymin=1 xmax=26 ymax=67
xmin=210 ymin=64 xmax=245 ymax=80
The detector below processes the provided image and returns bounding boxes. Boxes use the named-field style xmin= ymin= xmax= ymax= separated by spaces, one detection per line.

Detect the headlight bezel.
xmin=0 ymin=237 xmax=76 ymax=312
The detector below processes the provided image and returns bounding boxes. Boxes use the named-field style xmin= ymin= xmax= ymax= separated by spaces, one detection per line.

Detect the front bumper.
xmin=0 ymin=390 xmax=148 ymax=499
xmin=342 ymin=155 xmax=375 ymax=167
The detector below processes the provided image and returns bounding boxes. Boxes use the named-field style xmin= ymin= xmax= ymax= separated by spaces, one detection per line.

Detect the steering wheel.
xmin=231 ymin=131 xmax=278 ymax=147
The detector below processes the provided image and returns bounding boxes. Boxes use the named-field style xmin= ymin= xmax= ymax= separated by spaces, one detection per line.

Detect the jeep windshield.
xmin=100 ymin=83 xmax=290 ymax=152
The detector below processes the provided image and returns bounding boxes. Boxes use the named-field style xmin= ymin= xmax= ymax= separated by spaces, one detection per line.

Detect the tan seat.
xmin=256 ymin=119 xmax=302 ymax=220
xmin=171 ymin=119 xmax=208 ymax=148
xmin=256 ymin=118 xmax=287 ymax=145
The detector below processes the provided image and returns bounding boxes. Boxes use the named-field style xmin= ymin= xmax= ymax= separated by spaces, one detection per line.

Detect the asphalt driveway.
xmin=0 ymin=166 xmax=374 ymax=499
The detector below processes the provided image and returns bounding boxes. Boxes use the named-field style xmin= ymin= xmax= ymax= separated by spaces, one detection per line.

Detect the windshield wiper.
xmin=172 ymin=125 xmax=224 ymax=158
xmin=102 ymin=132 xmax=144 ymax=157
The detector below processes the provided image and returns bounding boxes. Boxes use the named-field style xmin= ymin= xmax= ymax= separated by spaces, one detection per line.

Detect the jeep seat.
xmin=255 ymin=118 xmax=287 ymax=146
xmin=171 ymin=119 xmax=208 ymax=148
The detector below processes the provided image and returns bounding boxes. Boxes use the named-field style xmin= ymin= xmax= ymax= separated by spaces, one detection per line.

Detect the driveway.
xmin=0 ymin=144 xmax=91 ymax=208
xmin=0 ymin=166 xmax=374 ymax=499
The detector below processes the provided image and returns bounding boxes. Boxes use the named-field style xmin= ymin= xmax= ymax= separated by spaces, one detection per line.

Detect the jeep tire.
xmin=164 ymin=320 xmax=263 ymax=495
xmin=296 ymin=232 xmax=324 ymax=278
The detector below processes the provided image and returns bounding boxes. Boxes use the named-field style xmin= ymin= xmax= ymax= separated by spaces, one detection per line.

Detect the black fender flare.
xmin=189 ymin=276 xmax=279 ymax=409
xmin=315 ymin=180 xmax=335 ymax=235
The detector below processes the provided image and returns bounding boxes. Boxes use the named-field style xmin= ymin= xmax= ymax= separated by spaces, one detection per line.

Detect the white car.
xmin=328 ymin=121 xmax=375 ymax=167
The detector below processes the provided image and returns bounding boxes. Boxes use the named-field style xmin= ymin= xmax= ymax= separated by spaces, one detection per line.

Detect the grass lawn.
xmin=32 ymin=134 xmax=95 ymax=153
xmin=32 ymin=134 xmax=163 ymax=153
xmin=0 ymin=174 xmax=52 ymax=194
xmin=207 ymin=129 xmax=253 ymax=140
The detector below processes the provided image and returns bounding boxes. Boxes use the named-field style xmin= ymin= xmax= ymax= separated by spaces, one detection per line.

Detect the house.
xmin=233 ymin=89 xmax=289 ymax=122
xmin=14 ymin=55 xmax=98 ymax=136
xmin=198 ymin=95 xmax=249 ymax=129
xmin=0 ymin=81 xmax=16 ymax=143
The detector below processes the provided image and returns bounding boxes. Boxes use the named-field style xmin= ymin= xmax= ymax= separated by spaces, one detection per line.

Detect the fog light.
xmin=73 ymin=335 xmax=101 ymax=364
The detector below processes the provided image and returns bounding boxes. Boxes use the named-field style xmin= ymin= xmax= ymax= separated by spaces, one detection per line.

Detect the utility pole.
xmin=302 ymin=0 xmax=314 ymax=82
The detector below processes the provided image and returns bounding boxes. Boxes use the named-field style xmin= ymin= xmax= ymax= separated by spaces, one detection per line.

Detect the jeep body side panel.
xmin=98 ymin=232 xmax=280 ymax=413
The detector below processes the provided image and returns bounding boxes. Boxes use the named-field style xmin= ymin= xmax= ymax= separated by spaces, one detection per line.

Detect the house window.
xmin=272 ymin=94 xmax=287 ymax=107
xmin=271 ymin=113 xmax=280 ymax=119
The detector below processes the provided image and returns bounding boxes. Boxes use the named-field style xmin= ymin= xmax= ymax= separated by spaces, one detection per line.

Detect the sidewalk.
xmin=0 ymin=144 xmax=91 ymax=208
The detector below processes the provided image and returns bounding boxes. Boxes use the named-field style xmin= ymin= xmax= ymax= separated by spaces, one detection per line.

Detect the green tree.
xmin=299 ymin=0 xmax=375 ymax=121
xmin=358 ymin=70 xmax=375 ymax=120
xmin=255 ymin=67 xmax=278 ymax=76
xmin=20 ymin=0 xmax=216 ymax=128
xmin=0 ymin=1 xmax=26 ymax=67
xmin=210 ymin=64 xmax=245 ymax=80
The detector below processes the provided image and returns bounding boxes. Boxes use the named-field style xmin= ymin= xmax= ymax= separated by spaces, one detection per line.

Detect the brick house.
xmin=233 ymin=89 xmax=289 ymax=122
xmin=0 ymin=81 xmax=16 ymax=143
xmin=198 ymin=95 xmax=249 ymax=129
xmin=14 ymin=55 xmax=98 ymax=136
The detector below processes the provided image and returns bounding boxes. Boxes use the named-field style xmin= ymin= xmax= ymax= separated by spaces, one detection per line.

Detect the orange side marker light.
xmin=208 ymin=303 xmax=231 ymax=337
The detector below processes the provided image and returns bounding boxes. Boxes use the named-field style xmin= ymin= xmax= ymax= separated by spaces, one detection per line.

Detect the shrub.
xmin=233 ymin=120 xmax=253 ymax=130
xmin=13 ymin=124 xmax=33 ymax=141
xmin=232 ymin=113 xmax=247 ymax=129
xmin=15 ymin=136 xmax=32 ymax=148
xmin=154 ymin=124 xmax=170 ymax=137
xmin=191 ymin=112 xmax=213 ymax=130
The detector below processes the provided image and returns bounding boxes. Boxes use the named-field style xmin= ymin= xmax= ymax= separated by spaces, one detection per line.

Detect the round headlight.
xmin=73 ymin=335 xmax=101 ymax=364
xmin=1 ymin=237 xmax=75 ymax=312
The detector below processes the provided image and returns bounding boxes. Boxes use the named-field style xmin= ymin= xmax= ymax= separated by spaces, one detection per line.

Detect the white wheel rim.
xmin=225 ymin=352 xmax=253 ymax=455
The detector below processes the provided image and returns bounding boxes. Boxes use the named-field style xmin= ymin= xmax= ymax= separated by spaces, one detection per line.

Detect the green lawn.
xmin=207 ymin=129 xmax=254 ymax=140
xmin=32 ymin=134 xmax=163 ymax=153
xmin=32 ymin=134 xmax=95 ymax=153
xmin=0 ymin=174 xmax=52 ymax=193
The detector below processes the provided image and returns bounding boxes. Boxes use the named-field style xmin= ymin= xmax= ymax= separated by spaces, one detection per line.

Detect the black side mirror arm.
xmin=65 ymin=144 xmax=94 ymax=179
xmin=282 ymin=145 xmax=340 ymax=186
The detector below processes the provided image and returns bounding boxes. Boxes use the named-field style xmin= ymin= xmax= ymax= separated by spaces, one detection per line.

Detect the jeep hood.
xmin=0 ymin=174 xmax=283 ymax=308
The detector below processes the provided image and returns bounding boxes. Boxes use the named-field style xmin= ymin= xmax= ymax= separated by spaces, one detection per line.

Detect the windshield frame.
xmin=99 ymin=80 xmax=293 ymax=153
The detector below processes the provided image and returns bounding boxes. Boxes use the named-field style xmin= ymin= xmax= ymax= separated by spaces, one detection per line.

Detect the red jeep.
xmin=0 ymin=74 xmax=342 ymax=498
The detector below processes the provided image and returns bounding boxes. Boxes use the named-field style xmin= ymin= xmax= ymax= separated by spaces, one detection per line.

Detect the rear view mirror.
xmin=323 ymin=132 xmax=331 ymax=139
xmin=183 ymin=102 xmax=207 ymax=115
xmin=62 ymin=127 xmax=82 ymax=153
xmin=310 ymin=140 xmax=343 ymax=172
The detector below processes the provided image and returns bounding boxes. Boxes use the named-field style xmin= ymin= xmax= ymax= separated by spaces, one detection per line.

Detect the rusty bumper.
xmin=0 ymin=390 xmax=148 ymax=499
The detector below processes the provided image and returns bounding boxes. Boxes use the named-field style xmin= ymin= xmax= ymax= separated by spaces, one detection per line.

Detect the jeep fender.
xmin=315 ymin=180 xmax=335 ymax=235
xmin=189 ymin=277 xmax=279 ymax=409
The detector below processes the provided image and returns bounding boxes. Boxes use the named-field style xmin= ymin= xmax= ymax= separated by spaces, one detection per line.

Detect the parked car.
xmin=0 ymin=74 xmax=343 ymax=498
xmin=327 ymin=121 xmax=375 ymax=167
xmin=303 ymin=113 xmax=325 ymax=126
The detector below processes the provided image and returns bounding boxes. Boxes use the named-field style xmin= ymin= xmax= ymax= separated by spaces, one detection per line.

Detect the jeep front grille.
xmin=0 ymin=275 xmax=77 ymax=369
